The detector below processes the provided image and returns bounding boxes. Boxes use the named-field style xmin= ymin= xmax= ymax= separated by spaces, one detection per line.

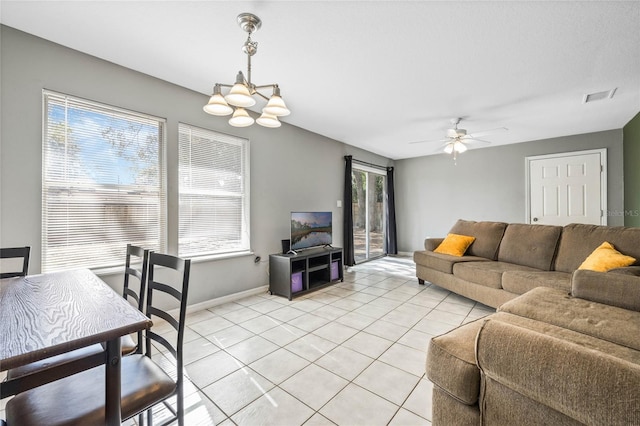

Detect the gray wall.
xmin=395 ymin=130 xmax=625 ymax=252
xmin=0 ymin=26 xmax=392 ymax=306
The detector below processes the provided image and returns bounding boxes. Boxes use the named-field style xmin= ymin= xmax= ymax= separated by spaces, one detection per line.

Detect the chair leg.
xmin=178 ymin=384 xmax=184 ymax=426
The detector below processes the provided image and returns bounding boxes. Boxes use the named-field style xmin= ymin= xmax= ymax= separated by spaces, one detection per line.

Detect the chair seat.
xmin=6 ymin=354 xmax=175 ymax=426
xmin=120 ymin=333 xmax=137 ymax=355
xmin=6 ymin=334 xmax=138 ymax=380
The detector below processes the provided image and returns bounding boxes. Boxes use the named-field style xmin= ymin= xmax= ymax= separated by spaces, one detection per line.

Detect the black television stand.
xmin=269 ymin=247 xmax=343 ymax=300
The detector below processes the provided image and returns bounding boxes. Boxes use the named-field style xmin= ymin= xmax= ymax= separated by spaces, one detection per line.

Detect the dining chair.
xmin=5 ymin=252 xmax=191 ymax=426
xmin=0 ymin=246 xmax=30 ymax=279
xmin=6 ymin=244 xmax=150 ymax=380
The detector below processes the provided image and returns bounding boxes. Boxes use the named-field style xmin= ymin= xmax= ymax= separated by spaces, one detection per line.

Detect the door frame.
xmin=352 ymin=163 xmax=387 ymax=263
xmin=525 ymin=148 xmax=607 ymax=225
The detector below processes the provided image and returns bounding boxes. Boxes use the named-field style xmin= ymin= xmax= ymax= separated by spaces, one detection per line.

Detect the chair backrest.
xmin=144 ymin=252 xmax=191 ymax=371
xmin=124 ymin=244 xmax=150 ymax=354
xmin=124 ymin=244 xmax=150 ymax=311
xmin=0 ymin=246 xmax=31 ymax=279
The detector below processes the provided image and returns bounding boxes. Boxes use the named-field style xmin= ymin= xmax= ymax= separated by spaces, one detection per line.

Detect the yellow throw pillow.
xmin=434 ymin=233 xmax=476 ymax=257
xmin=578 ymin=242 xmax=636 ymax=272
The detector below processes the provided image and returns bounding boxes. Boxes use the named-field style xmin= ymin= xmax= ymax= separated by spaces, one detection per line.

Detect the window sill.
xmin=93 ymin=250 xmax=255 ymax=277
xmin=188 ymin=250 xmax=255 ymax=264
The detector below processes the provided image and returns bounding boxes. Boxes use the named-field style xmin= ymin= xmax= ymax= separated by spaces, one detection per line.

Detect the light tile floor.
xmin=0 ymin=256 xmax=495 ymax=425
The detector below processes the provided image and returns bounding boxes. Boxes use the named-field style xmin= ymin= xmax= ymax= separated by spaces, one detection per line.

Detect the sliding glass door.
xmin=352 ymin=165 xmax=386 ymax=263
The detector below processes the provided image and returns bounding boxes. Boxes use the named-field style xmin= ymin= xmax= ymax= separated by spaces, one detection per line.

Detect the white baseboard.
xmin=397 ymin=251 xmax=413 ymax=257
xmin=166 ymin=285 xmax=269 ymax=317
xmin=187 ymin=285 xmax=270 ymax=314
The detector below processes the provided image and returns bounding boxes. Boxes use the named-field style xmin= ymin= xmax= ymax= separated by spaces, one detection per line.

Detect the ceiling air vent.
xmin=583 ymin=88 xmax=617 ymax=104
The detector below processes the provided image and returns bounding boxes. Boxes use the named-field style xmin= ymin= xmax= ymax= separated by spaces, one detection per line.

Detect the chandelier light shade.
xmin=228 ymin=107 xmax=255 ymax=127
xmin=203 ymin=85 xmax=234 ymax=116
xmin=256 ymin=112 xmax=281 ymax=128
xmin=226 ymin=73 xmax=256 ymax=107
xmin=263 ymin=87 xmax=290 ymax=117
xmin=203 ymin=13 xmax=290 ymax=128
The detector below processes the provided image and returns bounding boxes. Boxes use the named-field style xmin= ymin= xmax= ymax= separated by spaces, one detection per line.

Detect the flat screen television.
xmin=290 ymin=211 xmax=332 ymax=252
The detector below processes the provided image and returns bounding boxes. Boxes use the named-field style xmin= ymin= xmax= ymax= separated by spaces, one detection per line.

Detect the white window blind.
xmin=178 ymin=123 xmax=250 ymax=257
xmin=42 ymin=90 xmax=166 ymax=272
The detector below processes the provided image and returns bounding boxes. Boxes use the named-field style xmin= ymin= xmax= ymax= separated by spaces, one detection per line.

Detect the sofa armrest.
xmin=425 ymin=237 xmax=444 ymax=251
xmin=571 ymin=269 xmax=640 ymax=311
xmin=609 ymin=266 xmax=640 ymax=277
xmin=476 ymin=318 xmax=640 ymax=425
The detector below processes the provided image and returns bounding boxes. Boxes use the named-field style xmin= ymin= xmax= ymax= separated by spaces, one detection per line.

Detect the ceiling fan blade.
xmin=466 ymin=127 xmax=508 ymax=139
xmin=409 ymin=138 xmax=450 ymax=145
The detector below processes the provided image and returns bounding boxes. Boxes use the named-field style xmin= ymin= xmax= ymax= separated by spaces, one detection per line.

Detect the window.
xmin=178 ymin=123 xmax=250 ymax=257
xmin=42 ymin=91 xmax=166 ymax=272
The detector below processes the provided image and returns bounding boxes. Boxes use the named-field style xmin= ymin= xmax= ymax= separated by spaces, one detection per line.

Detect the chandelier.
xmin=203 ymin=13 xmax=290 ymax=128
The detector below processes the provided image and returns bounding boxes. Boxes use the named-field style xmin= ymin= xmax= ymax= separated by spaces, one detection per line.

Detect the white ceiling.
xmin=2 ymin=1 xmax=639 ymax=160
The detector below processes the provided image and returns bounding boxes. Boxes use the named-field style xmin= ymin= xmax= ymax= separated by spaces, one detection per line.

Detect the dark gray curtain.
xmin=385 ymin=166 xmax=398 ymax=255
xmin=343 ymin=156 xmax=355 ymax=266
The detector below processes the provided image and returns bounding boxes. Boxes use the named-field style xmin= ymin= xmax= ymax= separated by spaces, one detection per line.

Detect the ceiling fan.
xmin=410 ymin=118 xmax=508 ymax=162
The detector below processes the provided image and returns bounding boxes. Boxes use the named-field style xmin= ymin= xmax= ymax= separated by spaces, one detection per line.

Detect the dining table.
xmin=0 ymin=268 xmax=152 ymax=425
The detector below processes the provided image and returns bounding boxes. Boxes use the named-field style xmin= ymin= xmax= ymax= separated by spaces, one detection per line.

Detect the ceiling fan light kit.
xmin=203 ymin=13 xmax=290 ymax=128
xmin=444 ymin=140 xmax=468 ymax=155
xmin=411 ymin=117 xmax=508 ymax=162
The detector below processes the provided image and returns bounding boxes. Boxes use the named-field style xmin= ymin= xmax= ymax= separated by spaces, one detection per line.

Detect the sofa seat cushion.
xmin=502 ymin=270 xmax=571 ymax=295
xmin=476 ymin=316 xmax=640 ymax=425
xmin=497 ymin=223 xmax=562 ymax=271
xmin=413 ymin=250 xmax=489 ymax=274
xmin=449 ymin=219 xmax=507 ymax=260
xmin=498 ymin=287 xmax=640 ymax=351
xmin=453 ymin=261 xmax=540 ymax=289
xmin=426 ymin=318 xmax=484 ymax=405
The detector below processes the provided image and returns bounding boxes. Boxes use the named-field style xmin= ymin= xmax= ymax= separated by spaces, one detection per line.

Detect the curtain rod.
xmin=351 ymin=158 xmax=390 ymax=171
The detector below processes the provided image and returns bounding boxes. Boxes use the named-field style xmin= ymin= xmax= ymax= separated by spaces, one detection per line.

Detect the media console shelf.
xmin=269 ymin=247 xmax=343 ymax=300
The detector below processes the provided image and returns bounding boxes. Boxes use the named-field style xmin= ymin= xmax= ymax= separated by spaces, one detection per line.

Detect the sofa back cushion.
xmin=497 ymin=223 xmax=562 ymax=271
xmin=554 ymin=223 xmax=640 ymax=273
xmin=449 ymin=219 xmax=507 ymax=260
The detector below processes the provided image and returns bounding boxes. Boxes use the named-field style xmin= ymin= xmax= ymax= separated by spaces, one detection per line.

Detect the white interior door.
xmin=527 ymin=149 xmax=606 ymax=226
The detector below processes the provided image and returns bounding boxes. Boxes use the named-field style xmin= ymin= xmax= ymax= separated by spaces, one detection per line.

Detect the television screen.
xmin=290 ymin=212 xmax=332 ymax=251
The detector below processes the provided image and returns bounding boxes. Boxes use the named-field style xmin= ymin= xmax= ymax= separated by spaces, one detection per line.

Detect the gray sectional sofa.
xmin=416 ymin=220 xmax=640 ymax=425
